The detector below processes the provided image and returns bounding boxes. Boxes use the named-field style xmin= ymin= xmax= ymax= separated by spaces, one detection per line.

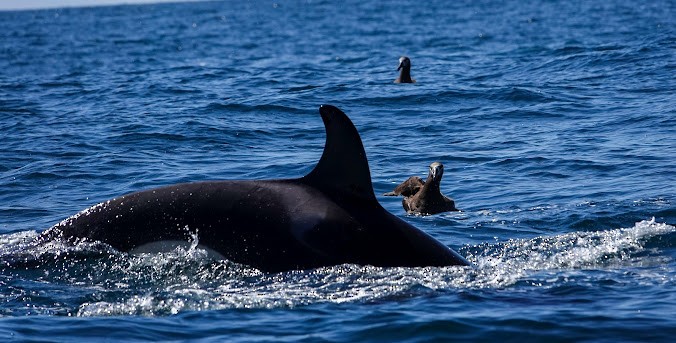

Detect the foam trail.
xmin=463 ymin=219 xmax=675 ymax=288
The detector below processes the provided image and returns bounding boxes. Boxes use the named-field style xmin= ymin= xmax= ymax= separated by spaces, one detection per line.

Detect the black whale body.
xmin=42 ymin=105 xmax=469 ymax=272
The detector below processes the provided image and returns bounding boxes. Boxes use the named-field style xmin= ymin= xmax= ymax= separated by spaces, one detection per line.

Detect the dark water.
xmin=1 ymin=0 xmax=675 ymax=341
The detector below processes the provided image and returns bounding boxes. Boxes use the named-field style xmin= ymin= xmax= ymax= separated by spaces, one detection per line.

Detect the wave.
xmin=463 ymin=219 xmax=674 ymax=285
xmin=202 ymin=103 xmax=307 ymax=115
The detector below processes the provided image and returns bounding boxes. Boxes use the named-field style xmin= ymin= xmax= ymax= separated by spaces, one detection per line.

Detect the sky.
xmin=0 ymin=0 xmax=200 ymax=11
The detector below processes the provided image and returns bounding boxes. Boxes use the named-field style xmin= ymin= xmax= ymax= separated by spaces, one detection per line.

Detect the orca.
xmin=41 ymin=105 xmax=470 ymax=272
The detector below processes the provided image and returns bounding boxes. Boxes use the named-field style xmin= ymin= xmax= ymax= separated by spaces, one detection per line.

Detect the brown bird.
xmin=394 ymin=56 xmax=416 ymax=83
xmin=384 ymin=162 xmax=458 ymax=215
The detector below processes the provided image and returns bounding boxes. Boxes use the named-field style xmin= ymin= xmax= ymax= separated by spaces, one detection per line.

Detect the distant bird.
xmin=394 ymin=56 xmax=416 ymax=83
xmin=384 ymin=162 xmax=458 ymax=215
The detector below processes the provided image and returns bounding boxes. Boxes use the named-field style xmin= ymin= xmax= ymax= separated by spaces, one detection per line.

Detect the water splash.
xmin=0 ymin=219 xmax=673 ymax=316
xmin=462 ymin=218 xmax=675 ymax=288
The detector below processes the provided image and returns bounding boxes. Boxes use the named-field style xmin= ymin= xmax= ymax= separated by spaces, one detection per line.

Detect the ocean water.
xmin=1 ymin=0 xmax=675 ymax=341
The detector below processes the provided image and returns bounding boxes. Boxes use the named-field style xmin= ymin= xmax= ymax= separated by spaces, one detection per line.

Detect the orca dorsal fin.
xmin=302 ymin=105 xmax=376 ymax=201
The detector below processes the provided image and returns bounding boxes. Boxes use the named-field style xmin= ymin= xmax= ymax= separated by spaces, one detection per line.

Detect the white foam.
xmin=4 ymin=219 xmax=673 ymax=315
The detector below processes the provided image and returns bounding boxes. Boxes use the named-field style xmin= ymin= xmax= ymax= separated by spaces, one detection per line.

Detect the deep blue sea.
xmin=1 ymin=0 xmax=675 ymax=341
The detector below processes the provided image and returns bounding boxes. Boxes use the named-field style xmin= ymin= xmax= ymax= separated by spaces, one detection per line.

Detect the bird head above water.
xmin=427 ymin=162 xmax=444 ymax=182
xmin=397 ymin=56 xmax=411 ymax=71
xmin=395 ymin=56 xmax=415 ymax=83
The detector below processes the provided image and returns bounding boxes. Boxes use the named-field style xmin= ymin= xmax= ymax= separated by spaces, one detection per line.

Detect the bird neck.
xmin=398 ymin=67 xmax=413 ymax=83
xmin=422 ymin=175 xmax=440 ymax=194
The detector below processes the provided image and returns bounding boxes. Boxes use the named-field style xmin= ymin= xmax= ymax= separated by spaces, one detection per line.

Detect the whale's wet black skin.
xmin=41 ymin=105 xmax=469 ymax=272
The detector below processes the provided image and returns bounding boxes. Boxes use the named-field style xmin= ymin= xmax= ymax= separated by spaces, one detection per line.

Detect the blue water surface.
xmin=1 ymin=0 xmax=675 ymax=341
